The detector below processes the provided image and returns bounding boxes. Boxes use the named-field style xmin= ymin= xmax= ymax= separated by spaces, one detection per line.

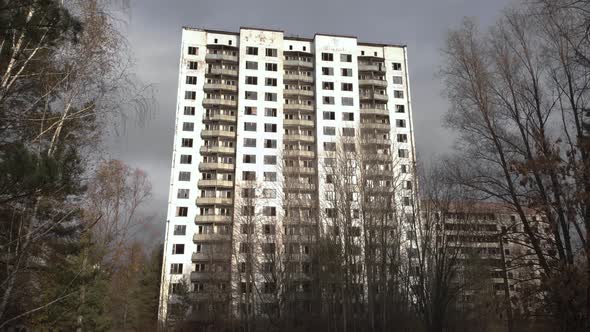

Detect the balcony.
xmin=203 ymin=114 xmax=236 ymax=123
xmin=190 ymin=271 xmax=231 ymax=281
xmin=358 ymin=64 xmax=385 ymax=72
xmin=200 ymin=129 xmax=236 ymax=139
xmin=283 ymin=135 xmax=315 ymax=143
xmin=283 ymin=89 xmax=314 ymax=98
xmin=197 ymin=179 xmax=233 ymax=189
xmin=195 ymin=215 xmax=232 ymax=223
xmin=284 ymin=182 xmax=316 ymax=191
xmin=284 ymin=60 xmax=314 ymax=68
xmin=283 ymin=103 xmax=314 ymax=112
xmin=199 ymin=146 xmax=235 ymax=155
xmin=361 ymin=122 xmax=390 ymax=131
xmin=284 ymin=74 xmax=314 ymax=83
xmin=192 ymin=251 xmax=231 ymax=261
xmin=283 ymin=150 xmax=315 ymax=159
xmin=284 ymin=167 xmax=315 ymax=175
xmin=196 ymin=197 xmax=233 ymax=206
xmin=362 ymin=138 xmax=392 ymax=146
xmin=205 ymin=53 xmax=238 ymax=63
xmin=360 ymin=93 xmax=388 ymax=103
xmin=202 ymin=98 xmax=237 ymax=108
xmin=193 ymin=233 xmax=231 ymax=242
xmin=358 ymin=79 xmax=387 ymax=88
xmin=360 ymin=108 xmax=389 ymax=117
xmin=284 ymin=119 xmax=314 ymax=128
xmin=207 ymin=68 xmax=238 ymax=77
xmin=203 ymin=83 xmax=238 ymax=93
xmin=198 ymin=162 xmax=234 ymax=172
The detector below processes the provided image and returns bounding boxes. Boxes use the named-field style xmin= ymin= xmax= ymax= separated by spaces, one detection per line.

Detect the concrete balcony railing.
xmin=359 ymin=93 xmax=388 ymax=103
xmin=199 ymin=146 xmax=235 ymax=155
xmin=283 ymin=150 xmax=315 ymax=159
xmin=284 ymin=182 xmax=316 ymax=191
xmin=361 ymin=122 xmax=391 ymax=131
xmin=283 ymin=103 xmax=314 ymax=112
xmin=195 ymin=215 xmax=232 ymax=223
xmin=192 ymin=252 xmax=231 ymax=261
xmin=283 ymin=134 xmax=315 ymax=143
xmin=283 ymin=119 xmax=315 ymax=128
xmin=362 ymin=138 xmax=392 ymax=146
xmin=203 ymin=114 xmax=236 ymax=122
xmin=193 ymin=233 xmax=231 ymax=242
xmin=283 ymin=74 xmax=314 ymax=83
xmin=358 ymin=64 xmax=385 ymax=72
xmin=284 ymin=60 xmax=313 ymax=68
xmin=205 ymin=53 xmax=238 ymax=63
xmin=202 ymin=98 xmax=238 ymax=108
xmin=197 ymin=179 xmax=233 ymax=189
xmin=358 ymin=79 xmax=387 ymax=88
xmin=360 ymin=108 xmax=389 ymax=116
xmin=198 ymin=162 xmax=234 ymax=172
xmin=196 ymin=197 xmax=233 ymax=206
xmin=283 ymin=89 xmax=314 ymax=97
xmin=200 ymin=129 xmax=236 ymax=139
xmin=190 ymin=271 xmax=231 ymax=281
xmin=207 ymin=68 xmax=238 ymax=77
xmin=284 ymin=167 xmax=315 ymax=175
xmin=203 ymin=83 xmax=238 ymax=93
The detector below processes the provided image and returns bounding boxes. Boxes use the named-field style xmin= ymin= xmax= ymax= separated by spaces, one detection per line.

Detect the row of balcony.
xmin=284 ymin=59 xmax=314 ymax=68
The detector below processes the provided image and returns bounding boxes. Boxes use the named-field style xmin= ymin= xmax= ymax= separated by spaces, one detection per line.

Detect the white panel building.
xmin=158 ymin=27 xmax=416 ymax=324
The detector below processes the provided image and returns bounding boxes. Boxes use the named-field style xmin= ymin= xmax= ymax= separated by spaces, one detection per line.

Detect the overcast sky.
xmin=105 ymin=0 xmax=514 ymax=239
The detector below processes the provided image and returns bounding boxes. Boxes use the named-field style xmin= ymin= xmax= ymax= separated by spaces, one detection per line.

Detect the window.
xmin=264 ymin=172 xmax=277 ymax=182
xmin=265 ymin=77 xmax=277 ymax=86
xmin=243 ymin=138 xmax=256 ymax=147
xmin=263 ymin=224 xmax=276 ymax=235
xmin=340 ymin=54 xmax=352 ymax=62
xmin=243 ymin=155 xmax=256 ymax=164
xmin=261 ymin=243 xmax=276 ymax=254
xmin=184 ymin=106 xmax=195 ymax=115
xmin=265 ymin=108 xmax=277 ymax=117
xmin=397 ymin=134 xmax=408 ymax=143
xmin=263 ymin=206 xmax=277 ymax=216
xmin=184 ymin=91 xmax=196 ymax=100
xmin=396 ymin=105 xmax=405 ymax=113
xmin=181 ymin=138 xmax=193 ymax=147
xmin=245 ymin=91 xmax=257 ymax=100
xmin=182 ymin=122 xmax=194 ymax=131
xmin=401 ymin=165 xmax=408 ymax=173
xmin=394 ymin=90 xmax=404 ymax=98
xmin=242 ymin=205 xmax=255 ymax=216
xmin=265 ymin=48 xmax=277 ymax=57
xmin=265 ymin=63 xmax=278 ymax=71
xmin=341 ymin=83 xmax=353 ymax=91
xmin=264 ymin=155 xmax=277 ymax=165
xmin=323 ymin=111 xmax=335 ymax=120
xmin=240 ymin=223 xmax=254 ymax=234
xmin=244 ymin=122 xmax=257 ymax=131
xmin=322 ymin=67 xmax=334 ymax=75
xmin=324 ymin=142 xmax=336 ymax=151
xmin=321 ymin=52 xmax=334 ymax=61
xmin=402 ymin=197 xmax=411 ymax=206
xmin=263 ymin=189 xmax=276 ymax=198
xmin=342 ymin=128 xmax=355 ymax=137
xmin=322 ymin=82 xmax=334 ymax=90
xmin=242 ymin=188 xmax=255 ymax=198
xmin=344 ymin=143 xmax=355 ymax=152
xmin=341 ymin=68 xmax=352 ymax=76
xmin=323 ymin=126 xmax=336 ymax=135
xmin=264 ymin=139 xmax=277 ymax=148
xmin=246 ymin=76 xmax=258 ymax=85
xmin=396 ymin=119 xmax=406 ymax=128
xmin=398 ymin=149 xmax=409 ymax=158
xmin=264 ymin=123 xmax=277 ymax=133
xmin=265 ymin=92 xmax=277 ymax=101
xmin=186 ymin=76 xmax=197 ymax=85
xmin=326 ymin=174 xmax=333 ymax=183
xmin=342 ymin=97 xmax=354 ymax=106
xmin=323 ymin=96 xmax=335 ymax=105
xmin=177 ymin=189 xmax=190 ymax=199
xmin=172 ymin=244 xmax=185 ymax=254
xmin=246 ymin=61 xmax=258 ymax=69
xmin=342 ymin=112 xmax=354 ymax=121
xmin=392 ymin=62 xmax=402 ymax=70
xmin=174 ymin=225 xmax=186 ymax=235
xmin=242 ymin=171 xmax=256 ymax=181
xmin=245 ymin=106 xmax=257 ymax=115
xmin=246 ymin=46 xmax=258 ymax=55
xmin=178 ymin=172 xmax=191 ymax=181
xmin=393 ymin=76 xmax=403 ymax=85
xmin=177 ymin=207 xmax=188 ymax=217
xmin=188 ymin=46 xmax=197 ymax=55
xmin=180 ymin=155 xmax=192 ymax=164
xmin=170 ymin=263 xmax=183 ymax=274
xmin=188 ymin=61 xmax=198 ymax=70
xmin=239 ymin=243 xmax=251 ymax=253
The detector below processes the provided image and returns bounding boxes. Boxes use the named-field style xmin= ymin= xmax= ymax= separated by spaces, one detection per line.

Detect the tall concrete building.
xmin=158 ymin=27 xmax=416 ymax=323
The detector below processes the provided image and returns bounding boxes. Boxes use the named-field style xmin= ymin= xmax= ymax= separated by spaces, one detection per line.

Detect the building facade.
xmin=158 ymin=27 xmax=416 ymax=324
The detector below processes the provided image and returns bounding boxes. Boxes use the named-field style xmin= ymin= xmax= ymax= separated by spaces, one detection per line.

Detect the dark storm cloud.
xmin=106 ymin=0 xmax=514 ymax=236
